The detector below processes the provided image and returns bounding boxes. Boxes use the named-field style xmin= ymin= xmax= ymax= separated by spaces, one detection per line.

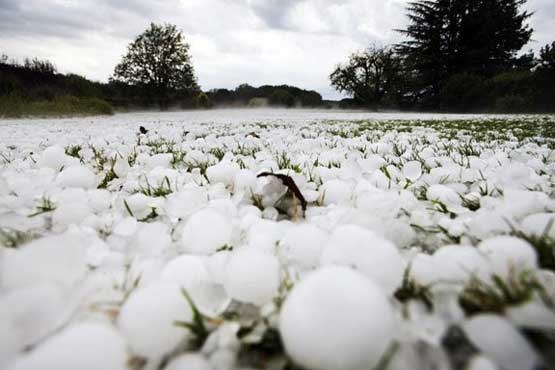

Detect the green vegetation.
xmin=0 ymin=94 xmax=113 ymax=118
xmin=331 ymin=0 xmax=555 ymax=113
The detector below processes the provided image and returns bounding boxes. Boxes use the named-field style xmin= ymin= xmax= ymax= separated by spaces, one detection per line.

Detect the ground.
xmin=1 ymin=109 xmax=554 ymax=370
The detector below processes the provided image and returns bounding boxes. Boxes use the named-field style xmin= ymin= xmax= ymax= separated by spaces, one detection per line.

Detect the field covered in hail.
xmin=1 ymin=109 xmax=555 ymax=370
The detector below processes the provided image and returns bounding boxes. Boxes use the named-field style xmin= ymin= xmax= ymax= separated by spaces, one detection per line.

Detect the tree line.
xmin=331 ymin=0 xmax=555 ymax=112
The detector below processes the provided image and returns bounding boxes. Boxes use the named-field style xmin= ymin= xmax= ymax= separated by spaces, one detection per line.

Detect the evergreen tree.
xmin=398 ymin=0 xmax=532 ymax=108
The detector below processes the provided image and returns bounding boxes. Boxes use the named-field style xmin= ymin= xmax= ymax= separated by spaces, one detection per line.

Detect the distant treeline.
xmin=0 ymin=55 xmax=326 ymax=118
xmin=206 ymin=84 xmax=323 ymax=108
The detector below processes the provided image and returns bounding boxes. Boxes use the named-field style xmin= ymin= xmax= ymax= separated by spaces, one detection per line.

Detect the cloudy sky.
xmin=1 ymin=0 xmax=554 ymax=99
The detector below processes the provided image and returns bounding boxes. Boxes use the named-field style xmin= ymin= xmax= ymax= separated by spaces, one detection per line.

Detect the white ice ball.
xmin=182 ymin=208 xmax=233 ymax=254
xmin=9 ymin=322 xmax=126 ymax=370
xmin=118 ymin=282 xmax=193 ymax=358
xmin=224 ymin=248 xmax=280 ymax=306
xmin=1 ymin=234 xmax=87 ymax=290
xmin=39 ymin=146 xmax=68 ymax=171
xmin=477 ymin=236 xmax=537 ymax=278
xmin=165 ymin=353 xmax=212 ymax=370
xmin=57 ymin=165 xmax=97 ymax=189
xmin=280 ymin=224 xmax=328 ymax=270
xmin=321 ymin=225 xmax=404 ymax=294
xmin=463 ymin=314 xmax=539 ymax=370
xmin=280 ymin=266 xmax=394 ymax=370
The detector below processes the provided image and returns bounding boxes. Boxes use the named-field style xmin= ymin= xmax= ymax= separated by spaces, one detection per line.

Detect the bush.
xmin=268 ymin=89 xmax=296 ymax=107
xmin=0 ymin=94 xmax=114 ymax=118
xmin=440 ymin=73 xmax=486 ymax=112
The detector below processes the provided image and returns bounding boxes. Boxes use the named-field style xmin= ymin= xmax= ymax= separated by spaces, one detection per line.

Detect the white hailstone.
xmin=87 ymin=189 xmax=112 ymax=213
xmin=130 ymin=221 xmax=171 ymax=256
xmin=356 ymin=191 xmax=401 ymax=219
xmin=234 ymin=169 xmax=257 ymax=192
xmin=280 ymin=266 xmax=394 ymax=370
xmin=52 ymin=201 xmax=92 ymax=229
xmin=463 ymin=315 xmax=539 ymax=370
xmin=506 ymin=301 xmax=555 ymax=331
xmin=162 ymin=255 xmax=210 ymax=290
xmin=280 ymin=224 xmax=328 ymax=269
xmin=118 ymin=282 xmax=193 ymax=358
xmin=320 ymin=179 xmax=352 ymax=206
xmin=520 ymin=213 xmax=555 ymax=239
xmin=165 ymin=188 xmax=208 ymax=220
xmin=9 ymin=322 xmax=126 ymax=370
xmin=466 ymin=355 xmax=500 ymax=370
xmin=124 ymin=193 xmax=156 ymax=220
xmin=247 ymin=219 xmax=287 ymax=252
xmin=0 ymin=319 xmax=18 ymax=369
xmin=468 ymin=210 xmax=512 ymax=240
xmin=113 ymin=156 xmax=131 ymax=178
xmin=426 ymin=184 xmax=462 ymax=207
xmin=0 ymin=283 xmax=67 ymax=351
xmin=432 ymin=245 xmax=491 ymax=283
xmin=1 ymin=233 xmax=87 ymax=290
xmin=206 ymin=251 xmax=232 ymax=284
xmin=402 ymin=161 xmax=422 ymax=181
xmin=477 ymin=236 xmax=538 ymax=278
xmin=147 ymin=153 xmax=173 ymax=169
xmin=206 ymin=160 xmax=240 ymax=187
xmin=165 ymin=353 xmax=212 ymax=370
xmin=261 ymin=206 xmax=279 ymax=220
xmin=182 ymin=208 xmax=232 ymax=254
xmin=224 ymin=248 xmax=280 ymax=306
xmin=409 ymin=253 xmax=438 ymax=286
xmin=496 ymin=162 xmax=534 ymax=190
xmin=162 ymin=255 xmax=229 ymax=316
xmin=321 ymin=225 xmax=404 ymax=294
xmin=500 ymin=190 xmax=549 ymax=220
xmin=358 ymin=155 xmax=387 ymax=173
xmin=57 ymin=165 xmax=97 ymax=189
xmin=39 ymin=145 xmax=67 ymax=170
xmin=112 ymin=216 xmax=138 ymax=237
xmin=185 ymin=150 xmax=207 ymax=164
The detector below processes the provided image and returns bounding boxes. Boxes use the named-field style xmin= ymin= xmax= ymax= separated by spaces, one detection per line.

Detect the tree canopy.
xmin=396 ymin=0 xmax=533 ymax=108
xmin=329 ymin=46 xmax=403 ymax=108
xmin=111 ymin=23 xmax=199 ymax=109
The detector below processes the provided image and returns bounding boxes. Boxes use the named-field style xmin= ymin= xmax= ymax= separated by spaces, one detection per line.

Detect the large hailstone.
xmin=57 ymin=165 xmax=97 ymax=189
xmin=1 ymin=233 xmax=87 ymax=290
xmin=279 ymin=266 xmax=394 ymax=370
xmin=224 ymin=248 xmax=280 ymax=306
xmin=182 ymin=208 xmax=233 ymax=254
xmin=477 ymin=236 xmax=538 ymax=278
xmin=165 ymin=353 xmax=212 ymax=370
xmin=161 ymin=255 xmax=230 ymax=317
xmin=463 ymin=314 xmax=539 ymax=370
xmin=321 ymin=225 xmax=404 ymax=294
xmin=206 ymin=160 xmax=240 ymax=187
xmin=520 ymin=213 xmax=555 ymax=239
xmin=118 ymin=282 xmax=193 ymax=358
xmin=9 ymin=322 xmax=127 ymax=370
xmin=431 ymin=245 xmax=491 ymax=283
xmin=280 ymin=224 xmax=329 ymax=270
xmin=39 ymin=145 xmax=68 ymax=171
xmin=320 ymin=179 xmax=353 ymax=206
xmin=0 ymin=283 xmax=67 ymax=352
xmin=402 ymin=161 xmax=422 ymax=181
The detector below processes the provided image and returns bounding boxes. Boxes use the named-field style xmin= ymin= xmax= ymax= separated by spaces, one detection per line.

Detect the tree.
xmin=398 ymin=0 xmax=532 ymax=108
xmin=539 ymin=42 xmax=555 ymax=70
xmin=329 ymin=46 xmax=403 ymax=108
xmin=112 ymin=23 xmax=199 ymax=109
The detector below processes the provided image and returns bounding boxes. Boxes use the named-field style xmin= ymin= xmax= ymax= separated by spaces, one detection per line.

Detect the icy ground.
xmin=1 ymin=109 xmax=555 ymax=370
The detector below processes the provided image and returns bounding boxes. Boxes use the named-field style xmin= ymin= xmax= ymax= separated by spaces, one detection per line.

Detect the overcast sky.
xmin=1 ymin=0 xmax=554 ymax=99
